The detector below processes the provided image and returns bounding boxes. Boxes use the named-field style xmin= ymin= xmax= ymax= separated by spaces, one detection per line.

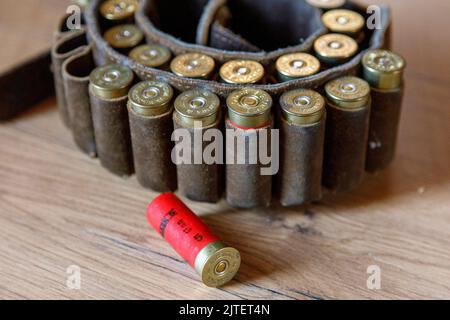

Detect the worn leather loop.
xmin=51 ymin=29 xmax=88 ymax=126
xmin=62 ymin=45 xmax=97 ymax=157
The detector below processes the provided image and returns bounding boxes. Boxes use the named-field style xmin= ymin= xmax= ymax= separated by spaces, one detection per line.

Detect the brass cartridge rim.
xmin=314 ymin=33 xmax=358 ymax=60
xmin=174 ymin=89 xmax=220 ymax=128
xmin=195 ymin=241 xmax=241 ymax=288
xmin=280 ymin=89 xmax=325 ymax=125
xmin=104 ymin=24 xmax=144 ymax=49
xmin=325 ymin=76 xmax=371 ymax=109
xmin=170 ymin=53 xmax=215 ymax=79
xmin=226 ymin=89 xmax=272 ymax=128
xmin=362 ymin=49 xmax=406 ymax=90
xmin=128 ymin=81 xmax=173 ymax=117
xmin=276 ymin=53 xmax=321 ymax=79
xmin=322 ymin=9 xmax=365 ymax=34
xmin=306 ymin=0 xmax=346 ymax=9
xmin=220 ymin=60 xmax=265 ymax=84
xmin=89 ymin=64 xmax=134 ymax=99
xmin=100 ymin=0 xmax=139 ymax=21
xmin=129 ymin=44 xmax=172 ymax=68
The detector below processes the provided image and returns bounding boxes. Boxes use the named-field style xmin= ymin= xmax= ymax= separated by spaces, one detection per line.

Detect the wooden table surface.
xmin=0 ymin=0 xmax=449 ymax=300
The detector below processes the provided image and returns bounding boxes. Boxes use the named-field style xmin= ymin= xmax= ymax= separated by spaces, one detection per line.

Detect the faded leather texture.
xmin=366 ymin=86 xmax=404 ymax=173
xmin=276 ymin=115 xmax=325 ymax=207
xmin=323 ymin=102 xmax=371 ymax=192
xmin=128 ymin=107 xmax=177 ymax=192
xmin=173 ymin=116 xmax=223 ymax=203
xmin=84 ymin=0 xmax=391 ymax=97
xmin=62 ymin=46 xmax=97 ymax=157
xmin=89 ymin=91 xmax=134 ymax=176
xmin=225 ymin=120 xmax=272 ymax=208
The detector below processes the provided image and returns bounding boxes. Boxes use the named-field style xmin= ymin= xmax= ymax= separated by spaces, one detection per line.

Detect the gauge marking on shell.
xmin=170 ymin=53 xmax=215 ymax=78
xmin=100 ymin=0 xmax=139 ymax=21
xmin=104 ymin=24 xmax=144 ymax=49
xmin=281 ymin=89 xmax=325 ymax=124
xmin=322 ymin=9 xmax=365 ymax=34
xmin=89 ymin=64 xmax=134 ymax=99
xmin=276 ymin=53 xmax=321 ymax=78
xmin=306 ymin=0 xmax=346 ymax=9
xmin=314 ymin=33 xmax=358 ymax=59
xmin=128 ymin=81 xmax=173 ymax=116
xmin=325 ymin=76 xmax=371 ymax=109
xmin=174 ymin=89 xmax=220 ymax=127
xmin=220 ymin=60 xmax=265 ymax=84
xmin=129 ymin=44 xmax=172 ymax=68
xmin=362 ymin=49 xmax=406 ymax=89
xmin=226 ymin=89 xmax=272 ymax=128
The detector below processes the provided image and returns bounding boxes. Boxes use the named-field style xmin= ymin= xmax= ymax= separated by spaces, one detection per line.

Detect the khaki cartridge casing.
xmin=225 ymin=89 xmax=273 ymax=209
xmin=275 ymin=53 xmax=321 ymax=82
xmin=89 ymin=64 xmax=135 ymax=176
xmin=220 ymin=60 xmax=265 ymax=84
xmin=322 ymin=9 xmax=366 ymax=43
xmin=129 ymin=44 xmax=172 ymax=70
xmin=363 ymin=49 xmax=406 ymax=172
xmin=277 ymin=89 xmax=326 ymax=206
xmin=173 ymin=89 xmax=223 ymax=203
xmin=100 ymin=0 xmax=139 ymax=26
xmin=103 ymin=24 xmax=144 ymax=55
xmin=170 ymin=53 xmax=216 ymax=80
xmin=323 ymin=76 xmax=371 ymax=192
xmin=128 ymin=81 xmax=177 ymax=191
xmin=314 ymin=33 xmax=358 ymax=67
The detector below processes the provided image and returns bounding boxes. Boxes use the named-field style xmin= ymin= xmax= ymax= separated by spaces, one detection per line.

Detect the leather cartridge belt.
xmin=0 ymin=0 xmax=402 ymax=208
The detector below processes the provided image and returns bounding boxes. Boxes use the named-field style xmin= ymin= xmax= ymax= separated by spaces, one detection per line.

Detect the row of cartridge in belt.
xmin=84 ymin=48 xmax=405 ymax=208
xmin=98 ymin=0 xmax=375 ymax=83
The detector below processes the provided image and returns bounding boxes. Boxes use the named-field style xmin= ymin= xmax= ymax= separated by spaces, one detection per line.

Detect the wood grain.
xmin=0 ymin=0 xmax=449 ymax=300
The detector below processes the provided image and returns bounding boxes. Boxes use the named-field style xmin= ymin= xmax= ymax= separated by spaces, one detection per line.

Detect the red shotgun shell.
xmin=147 ymin=193 xmax=241 ymax=287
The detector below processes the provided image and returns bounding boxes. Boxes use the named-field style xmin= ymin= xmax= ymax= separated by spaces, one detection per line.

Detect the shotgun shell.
xmin=225 ymin=89 xmax=273 ymax=209
xmin=100 ymin=0 xmax=139 ymax=22
xmin=322 ymin=9 xmax=365 ymax=37
xmin=128 ymin=81 xmax=177 ymax=191
xmin=173 ymin=90 xmax=222 ymax=203
xmin=220 ymin=60 xmax=265 ymax=84
xmin=362 ymin=49 xmax=406 ymax=90
xmin=170 ymin=53 xmax=215 ymax=79
xmin=314 ymin=33 xmax=358 ymax=66
xmin=362 ymin=50 xmax=406 ymax=172
xmin=174 ymin=89 xmax=221 ymax=128
xmin=323 ymin=76 xmax=371 ymax=192
xmin=129 ymin=44 xmax=172 ymax=69
xmin=89 ymin=64 xmax=135 ymax=176
xmin=277 ymin=89 xmax=326 ymax=206
xmin=147 ymin=193 xmax=241 ymax=287
xmin=104 ymin=24 xmax=144 ymax=51
xmin=306 ymin=0 xmax=346 ymax=10
xmin=276 ymin=53 xmax=321 ymax=82
xmin=280 ymin=89 xmax=325 ymax=125
xmin=226 ymin=88 xmax=272 ymax=128
xmin=128 ymin=80 xmax=173 ymax=116
xmin=89 ymin=63 xmax=134 ymax=99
